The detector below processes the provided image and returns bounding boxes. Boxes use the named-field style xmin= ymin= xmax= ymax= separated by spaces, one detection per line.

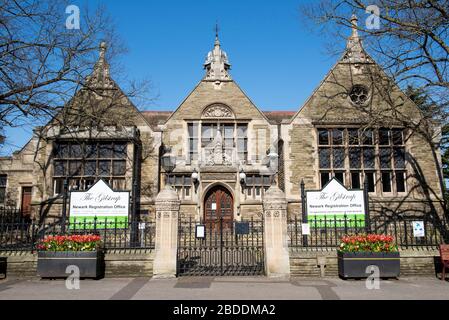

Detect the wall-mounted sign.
xmin=412 ymin=221 xmax=425 ymax=238
xmin=301 ymin=223 xmax=310 ymax=235
xmin=69 ymin=179 xmax=129 ymax=229
xmin=196 ymin=225 xmax=206 ymax=239
xmin=235 ymin=222 xmax=250 ymax=235
xmin=306 ymin=179 xmax=365 ymax=228
xmin=138 ymin=222 xmax=146 ymax=230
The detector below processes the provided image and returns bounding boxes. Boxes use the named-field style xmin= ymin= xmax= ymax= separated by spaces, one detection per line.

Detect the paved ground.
xmin=0 ymin=276 xmax=448 ymax=300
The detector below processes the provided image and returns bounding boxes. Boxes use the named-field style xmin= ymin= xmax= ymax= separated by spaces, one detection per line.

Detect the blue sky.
xmin=4 ymin=0 xmax=351 ymax=154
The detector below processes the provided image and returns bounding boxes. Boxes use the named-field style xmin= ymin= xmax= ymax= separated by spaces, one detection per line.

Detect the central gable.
xmin=166 ymin=80 xmax=269 ymax=122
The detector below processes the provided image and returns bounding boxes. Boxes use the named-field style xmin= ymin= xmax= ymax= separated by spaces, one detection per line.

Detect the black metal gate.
xmin=177 ymin=216 xmax=265 ymax=276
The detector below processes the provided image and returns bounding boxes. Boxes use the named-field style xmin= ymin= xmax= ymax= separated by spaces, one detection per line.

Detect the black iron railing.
xmin=288 ymin=214 xmax=449 ymax=250
xmin=0 ymin=215 xmax=155 ymax=252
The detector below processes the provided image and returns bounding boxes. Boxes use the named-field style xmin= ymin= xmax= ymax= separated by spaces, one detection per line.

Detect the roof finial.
xmin=214 ymin=22 xmax=220 ymax=46
xmin=350 ymin=14 xmax=359 ymax=38
xmin=342 ymin=14 xmax=371 ymax=64
xmin=203 ymin=24 xmax=231 ymax=81
xmin=86 ymin=41 xmax=112 ymax=87
xmin=99 ymin=41 xmax=107 ymax=60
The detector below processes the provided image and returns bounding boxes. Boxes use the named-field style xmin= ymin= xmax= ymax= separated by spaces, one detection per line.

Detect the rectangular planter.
xmin=338 ymin=251 xmax=400 ymax=279
xmin=0 ymin=257 xmax=6 ymax=279
xmin=37 ymin=251 xmax=104 ymax=279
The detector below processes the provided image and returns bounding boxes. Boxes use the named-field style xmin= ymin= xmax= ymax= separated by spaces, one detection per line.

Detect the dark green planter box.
xmin=338 ymin=251 xmax=400 ymax=279
xmin=0 ymin=257 xmax=6 ymax=279
xmin=37 ymin=251 xmax=104 ymax=279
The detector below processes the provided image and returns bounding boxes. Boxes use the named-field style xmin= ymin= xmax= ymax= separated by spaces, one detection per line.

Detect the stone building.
xmin=0 ymin=16 xmax=444 ymax=225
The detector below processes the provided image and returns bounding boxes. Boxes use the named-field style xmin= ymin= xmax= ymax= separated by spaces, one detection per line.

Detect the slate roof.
xmin=141 ymin=111 xmax=172 ymax=131
xmin=262 ymin=111 xmax=296 ymax=124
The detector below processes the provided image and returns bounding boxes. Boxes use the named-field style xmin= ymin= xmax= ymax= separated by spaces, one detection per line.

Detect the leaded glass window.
xmin=349 ymin=148 xmax=361 ymax=168
xmin=245 ymin=174 xmax=271 ymax=199
xmin=317 ymin=127 xmax=407 ymax=194
xmin=319 ymin=148 xmax=331 ymax=169
xmin=363 ymin=148 xmax=375 ymax=169
xmin=333 ymin=148 xmax=345 ymax=168
xmin=168 ymin=174 xmax=192 ymax=200
xmin=52 ymin=141 xmax=128 ymax=194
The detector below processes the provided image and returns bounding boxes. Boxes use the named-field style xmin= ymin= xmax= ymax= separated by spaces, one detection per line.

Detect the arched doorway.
xmin=204 ymin=185 xmax=233 ymax=230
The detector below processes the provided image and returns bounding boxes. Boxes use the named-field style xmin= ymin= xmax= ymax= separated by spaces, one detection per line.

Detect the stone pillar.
xmin=153 ymin=186 xmax=180 ymax=278
xmin=263 ymin=185 xmax=290 ymax=278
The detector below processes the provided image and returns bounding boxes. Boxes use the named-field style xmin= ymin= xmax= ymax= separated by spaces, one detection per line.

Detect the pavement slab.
xmin=0 ymin=276 xmax=447 ymax=300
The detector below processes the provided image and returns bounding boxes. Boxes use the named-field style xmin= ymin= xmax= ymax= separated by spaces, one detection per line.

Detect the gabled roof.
xmin=141 ymin=111 xmax=172 ymax=131
xmin=45 ymin=42 xmax=155 ymax=132
xmin=263 ymin=111 xmax=296 ymax=124
xmin=288 ymin=14 xmax=422 ymax=124
xmin=164 ymin=35 xmax=271 ymax=124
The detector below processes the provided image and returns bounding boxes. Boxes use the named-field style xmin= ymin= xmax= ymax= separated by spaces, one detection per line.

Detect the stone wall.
xmin=289 ymin=249 xmax=441 ymax=278
xmin=0 ymin=249 xmax=154 ymax=278
xmin=0 ymin=249 xmax=440 ymax=278
xmin=104 ymin=250 xmax=154 ymax=277
xmin=0 ymin=138 xmax=37 ymax=213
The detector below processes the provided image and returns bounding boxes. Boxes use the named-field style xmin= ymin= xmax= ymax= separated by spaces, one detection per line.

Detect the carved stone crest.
xmin=202 ymin=104 xmax=234 ymax=119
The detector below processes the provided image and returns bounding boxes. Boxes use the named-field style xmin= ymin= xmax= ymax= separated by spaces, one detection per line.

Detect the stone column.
xmin=263 ymin=185 xmax=290 ymax=278
xmin=153 ymin=186 xmax=180 ymax=278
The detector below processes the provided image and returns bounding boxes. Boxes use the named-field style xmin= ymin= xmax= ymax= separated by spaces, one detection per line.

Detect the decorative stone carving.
xmin=203 ymin=35 xmax=232 ymax=81
xmin=202 ymin=104 xmax=234 ymax=119
xmin=201 ymin=173 xmax=236 ymax=181
xmin=203 ymin=122 xmax=234 ymax=166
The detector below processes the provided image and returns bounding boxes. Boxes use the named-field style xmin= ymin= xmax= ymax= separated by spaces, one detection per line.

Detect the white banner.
xmin=306 ymin=179 xmax=365 ymax=219
xmin=69 ymin=179 xmax=129 ymax=218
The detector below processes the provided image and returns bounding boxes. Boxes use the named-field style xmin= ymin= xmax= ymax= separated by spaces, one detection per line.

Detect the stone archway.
xmin=203 ymin=185 xmax=233 ymax=230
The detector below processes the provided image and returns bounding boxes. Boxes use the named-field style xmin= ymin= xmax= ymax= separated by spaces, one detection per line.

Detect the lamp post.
xmin=61 ymin=178 xmax=68 ymax=233
xmin=191 ymin=168 xmax=199 ymax=191
xmin=364 ymin=177 xmax=371 ymax=233
xmin=130 ymin=127 xmax=142 ymax=247
xmin=267 ymin=152 xmax=279 ymax=185
xmin=300 ymin=179 xmax=308 ymax=247
xmin=191 ymin=168 xmax=201 ymax=221
xmin=239 ymin=168 xmax=246 ymax=193
xmin=161 ymin=148 xmax=176 ymax=186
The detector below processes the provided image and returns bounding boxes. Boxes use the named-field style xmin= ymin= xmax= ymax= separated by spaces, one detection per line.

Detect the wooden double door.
xmin=204 ymin=186 xmax=233 ymax=230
